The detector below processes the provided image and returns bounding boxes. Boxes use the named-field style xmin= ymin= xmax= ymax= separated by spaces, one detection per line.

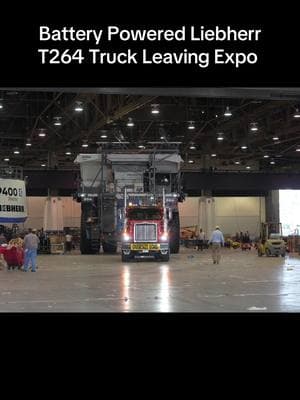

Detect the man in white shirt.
xmin=208 ymin=226 xmax=225 ymax=264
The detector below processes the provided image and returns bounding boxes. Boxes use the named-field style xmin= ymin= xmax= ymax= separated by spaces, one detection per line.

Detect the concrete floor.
xmin=0 ymin=247 xmax=299 ymax=312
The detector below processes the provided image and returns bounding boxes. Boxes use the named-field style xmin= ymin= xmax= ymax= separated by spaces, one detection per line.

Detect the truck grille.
xmin=134 ymin=223 xmax=157 ymax=242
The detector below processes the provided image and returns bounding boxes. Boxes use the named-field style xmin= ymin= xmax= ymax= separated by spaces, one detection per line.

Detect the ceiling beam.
xmin=2 ymin=87 xmax=300 ymax=100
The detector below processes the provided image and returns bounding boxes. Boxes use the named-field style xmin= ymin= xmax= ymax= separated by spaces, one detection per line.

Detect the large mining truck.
xmin=74 ymin=148 xmax=184 ymax=256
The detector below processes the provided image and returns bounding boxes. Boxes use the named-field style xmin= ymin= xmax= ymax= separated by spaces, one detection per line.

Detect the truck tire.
xmin=80 ymin=203 xmax=100 ymax=254
xmin=265 ymin=248 xmax=270 ymax=257
xmin=102 ymin=241 xmax=117 ymax=254
xmin=160 ymin=252 xmax=170 ymax=262
xmin=169 ymin=212 xmax=180 ymax=254
xmin=80 ymin=232 xmax=100 ymax=254
xmin=121 ymin=252 xmax=132 ymax=262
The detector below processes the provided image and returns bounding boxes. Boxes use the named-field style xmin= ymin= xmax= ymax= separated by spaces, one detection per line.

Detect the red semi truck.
xmin=121 ymin=204 xmax=169 ymax=262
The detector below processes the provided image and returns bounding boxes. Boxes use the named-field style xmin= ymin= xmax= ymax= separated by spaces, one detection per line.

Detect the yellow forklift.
xmin=257 ymin=222 xmax=286 ymax=257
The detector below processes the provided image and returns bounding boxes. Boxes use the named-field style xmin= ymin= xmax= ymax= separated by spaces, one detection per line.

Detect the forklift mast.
xmin=261 ymin=222 xmax=283 ymax=241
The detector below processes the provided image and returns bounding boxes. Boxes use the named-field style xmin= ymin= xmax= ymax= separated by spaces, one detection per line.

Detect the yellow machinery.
xmin=258 ymin=223 xmax=286 ymax=257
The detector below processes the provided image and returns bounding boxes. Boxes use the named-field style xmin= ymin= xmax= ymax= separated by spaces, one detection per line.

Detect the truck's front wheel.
xmin=169 ymin=212 xmax=180 ymax=254
xmin=121 ymin=252 xmax=132 ymax=262
xmin=160 ymin=251 xmax=170 ymax=262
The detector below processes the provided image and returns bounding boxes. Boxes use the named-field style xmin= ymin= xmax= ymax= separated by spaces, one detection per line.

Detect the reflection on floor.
xmin=0 ymin=247 xmax=300 ymax=312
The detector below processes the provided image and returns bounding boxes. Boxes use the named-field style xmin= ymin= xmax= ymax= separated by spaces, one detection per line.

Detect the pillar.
xmin=198 ymin=196 xmax=216 ymax=237
xmin=265 ymin=190 xmax=279 ymax=223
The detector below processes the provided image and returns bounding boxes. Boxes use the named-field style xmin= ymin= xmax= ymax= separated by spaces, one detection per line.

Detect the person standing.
xmin=23 ymin=228 xmax=40 ymax=272
xmin=0 ymin=233 xmax=7 ymax=245
xmin=65 ymin=232 xmax=73 ymax=252
xmin=208 ymin=226 xmax=225 ymax=264
xmin=197 ymin=228 xmax=206 ymax=251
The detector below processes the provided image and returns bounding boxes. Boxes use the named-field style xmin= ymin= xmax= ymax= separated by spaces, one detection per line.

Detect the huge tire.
xmin=102 ymin=241 xmax=117 ymax=254
xmin=80 ymin=203 xmax=100 ymax=255
xmin=169 ymin=212 xmax=180 ymax=254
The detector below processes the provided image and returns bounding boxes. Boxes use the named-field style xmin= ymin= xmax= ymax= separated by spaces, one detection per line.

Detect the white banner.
xmin=0 ymin=179 xmax=27 ymax=223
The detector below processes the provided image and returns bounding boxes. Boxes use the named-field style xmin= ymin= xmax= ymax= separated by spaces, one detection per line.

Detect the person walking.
xmin=65 ymin=232 xmax=73 ymax=252
xmin=197 ymin=228 xmax=206 ymax=251
xmin=23 ymin=228 xmax=40 ymax=272
xmin=208 ymin=226 xmax=225 ymax=264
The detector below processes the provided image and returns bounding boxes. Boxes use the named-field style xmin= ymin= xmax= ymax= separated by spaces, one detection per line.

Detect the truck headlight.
xmin=123 ymin=233 xmax=131 ymax=241
xmin=161 ymin=233 xmax=168 ymax=241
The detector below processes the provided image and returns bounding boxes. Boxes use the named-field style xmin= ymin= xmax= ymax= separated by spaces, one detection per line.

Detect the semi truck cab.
xmin=121 ymin=205 xmax=169 ymax=262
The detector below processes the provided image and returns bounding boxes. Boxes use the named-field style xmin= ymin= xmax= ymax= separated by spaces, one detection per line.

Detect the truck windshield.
xmin=127 ymin=208 xmax=162 ymax=220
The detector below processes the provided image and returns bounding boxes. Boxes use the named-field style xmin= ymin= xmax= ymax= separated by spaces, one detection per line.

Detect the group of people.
xmin=0 ymin=228 xmax=40 ymax=272
xmin=235 ymin=231 xmax=251 ymax=244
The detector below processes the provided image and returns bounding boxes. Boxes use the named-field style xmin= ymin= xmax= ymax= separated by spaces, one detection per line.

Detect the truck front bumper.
xmin=122 ymin=242 xmax=169 ymax=257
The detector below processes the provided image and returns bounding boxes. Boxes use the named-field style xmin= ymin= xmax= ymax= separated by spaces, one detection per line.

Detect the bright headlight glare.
xmin=123 ymin=233 xmax=130 ymax=241
xmin=161 ymin=233 xmax=168 ymax=241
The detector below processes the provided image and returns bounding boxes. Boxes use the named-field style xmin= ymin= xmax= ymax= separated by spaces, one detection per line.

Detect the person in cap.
xmin=23 ymin=228 xmax=40 ymax=272
xmin=208 ymin=226 xmax=225 ymax=264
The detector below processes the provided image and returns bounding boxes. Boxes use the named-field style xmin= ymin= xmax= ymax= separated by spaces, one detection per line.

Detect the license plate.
xmin=131 ymin=243 xmax=160 ymax=250
xmin=149 ymin=244 xmax=160 ymax=250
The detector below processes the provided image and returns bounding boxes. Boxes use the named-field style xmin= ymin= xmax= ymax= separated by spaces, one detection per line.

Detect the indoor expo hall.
xmin=1 ymin=87 xmax=300 ymax=312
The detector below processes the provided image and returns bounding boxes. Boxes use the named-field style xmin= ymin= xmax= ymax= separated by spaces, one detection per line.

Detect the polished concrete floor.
xmin=0 ymin=247 xmax=300 ymax=312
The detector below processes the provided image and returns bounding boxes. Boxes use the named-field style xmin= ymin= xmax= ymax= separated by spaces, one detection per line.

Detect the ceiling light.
xmin=127 ymin=117 xmax=134 ymax=127
xmin=263 ymin=155 xmax=269 ymax=158
xmin=82 ymin=143 xmax=89 ymax=148
xmin=188 ymin=160 xmax=194 ymax=164
xmin=246 ymin=166 xmax=251 ymax=169
xmin=138 ymin=145 xmax=145 ymax=149
xmin=160 ymin=136 xmax=166 ymax=140
xmin=26 ymin=141 xmax=32 ymax=147
xmin=293 ymin=108 xmax=300 ymax=118
xmin=188 ymin=121 xmax=195 ymax=130
xmin=0 ymin=104 xmax=3 ymax=110
xmin=65 ymin=151 xmax=72 ymax=155
xmin=270 ymin=161 xmax=275 ymax=165
xmin=189 ymin=145 xmax=196 ymax=150
xmin=74 ymin=101 xmax=84 ymax=112
xmin=151 ymin=104 xmax=160 ymax=115
xmin=53 ymin=117 xmax=62 ymax=126
xmin=4 ymin=158 xmax=9 ymax=162
xmin=241 ymin=145 xmax=248 ymax=150
xmin=211 ymin=153 xmax=217 ymax=157
xmin=38 ymin=128 xmax=47 ymax=137
xmin=13 ymin=149 xmax=20 ymax=155
xmin=296 ymin=148 xmax=300 ymax=152
xmin=235 ymin=161 xmax=240 ymax=165
xmin=224 ymin=106 xmax=232 ymax=117
xmin=201 ymin=110 xmax=205 ymax=114
xmin=250 ymin=122 xmax=258 ymax=132
xmin=101 ymin=134 xmax=108 ymax=138
xmin=41 ymin=164 xmax=46 ymax=167
xmin=217 ymin=136 xmax=224 ymax=141
xmin=272 ymin=136 xmax=279 ymax=141
xmin=215 ymin=114 xmax=218 ymax=118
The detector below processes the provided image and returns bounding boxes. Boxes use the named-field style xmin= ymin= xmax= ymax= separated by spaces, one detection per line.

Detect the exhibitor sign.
xmin=0 ymin=179 xmax=27 ymax=223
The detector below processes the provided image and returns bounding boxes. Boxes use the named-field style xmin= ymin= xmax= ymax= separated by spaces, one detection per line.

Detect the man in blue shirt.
xmin=208 ymin=226 xmax=225 ymax=264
